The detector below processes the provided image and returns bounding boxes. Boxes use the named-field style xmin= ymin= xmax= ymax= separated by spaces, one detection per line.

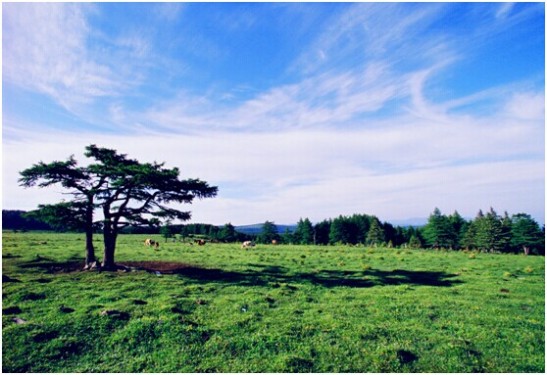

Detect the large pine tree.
xmin=20 ymin=144 xmax=217 ymax=270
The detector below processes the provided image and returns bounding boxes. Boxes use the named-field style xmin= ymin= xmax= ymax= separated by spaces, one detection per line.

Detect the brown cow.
xmin=144 ymin=238 xmax=160 ymax=249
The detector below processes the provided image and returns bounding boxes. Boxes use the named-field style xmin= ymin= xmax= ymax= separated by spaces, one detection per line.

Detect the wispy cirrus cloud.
xmin=496 ymin=2 xmax=516 ymax=20
xmin=4 ymin=106 xmax=544 ymax=224
xmin=3 ymin=2 xmax=161 ymax=120
xmin=3 ymin=3 xmax=119 ymax=109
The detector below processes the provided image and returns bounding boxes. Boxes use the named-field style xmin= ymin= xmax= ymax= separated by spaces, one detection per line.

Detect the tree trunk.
xmin=83 ymin=227 xmax=97 ymax=269
xmin=523 ymin=245 xmax=530 ymax=256
xmin=101 ymin=212 xmax=118 ymax=271
xmin=83 ymin=198 xmax=97 ymax=270
xmin=102 ymin=231 xmax=117 ymax=270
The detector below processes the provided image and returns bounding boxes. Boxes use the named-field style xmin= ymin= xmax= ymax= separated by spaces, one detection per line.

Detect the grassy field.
xmin=2 ymin=231 xmax=545 ymax=372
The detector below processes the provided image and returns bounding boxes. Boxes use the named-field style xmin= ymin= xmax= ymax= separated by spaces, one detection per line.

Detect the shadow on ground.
xmin=16 ymin=259 xmax=462 ymax=288
xmin=125 ymin=261 xmax=462 ymax=288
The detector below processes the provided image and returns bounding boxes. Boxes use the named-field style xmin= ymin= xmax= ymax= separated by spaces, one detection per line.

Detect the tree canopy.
xmin=19 ymin=144 xmax=218 ymax=270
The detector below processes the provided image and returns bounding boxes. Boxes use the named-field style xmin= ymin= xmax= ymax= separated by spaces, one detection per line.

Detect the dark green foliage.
xmin=422 ymin=208 xmax=457 ymax=249
xmin=313 ymin=220 xmax=331 ymax=245
xmin=425 ymin=208 xmax=544 ymax=255
xmin=474 ymin=208 xmax=504 ymax=252
xmin=408 ymin=234 xmax=422 ymax=249
xmin=258 ymin=221 xmax=279 ymax=244
xmin=3 ymin=210 xmax=52 ymax=231
xmin=511 ymin=214 xmax=544 ymax=255
xmin=159 ymin=223 xmax=173 ymax=242
xmin=293 ymin=218 xmax=314 ymax=244
xmin=329 ymin=216 xmax=350 ymax=244
xmin=218 ymin=223 xmax=237 ymax=243
xmin=499 ymin=212 xmax=513 ymax=253
xmin=25 ymin=203 xmax=89 ymax=232
xmin=366 ymin=217 xmax=385 ymax=246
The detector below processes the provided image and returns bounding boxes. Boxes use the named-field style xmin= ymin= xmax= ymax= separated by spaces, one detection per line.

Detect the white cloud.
xmin=142 ymin=62 xmax=404 ymax=133
xmin=4 ymin=104 xmax=544 ymax=225
xmin=504 ymin=92 xmax=545 ymax=121
xmin=291 ymin=3 xmax=448 ymax=76
xmin=496 ymin=3 xmax=515 ymax=20
xmin=3 ymin=3 xmax=120 ymax=109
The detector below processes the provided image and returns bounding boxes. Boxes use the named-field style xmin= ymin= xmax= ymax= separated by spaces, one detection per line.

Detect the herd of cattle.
xmin=143 ymin=238 xmax=205 ymax=248
xmin=143 ymin=238 xmax=277 ymax=249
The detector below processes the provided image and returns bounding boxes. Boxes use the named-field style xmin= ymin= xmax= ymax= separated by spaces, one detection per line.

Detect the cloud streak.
xmin=3 ymin=3 xmax=120 ymax=110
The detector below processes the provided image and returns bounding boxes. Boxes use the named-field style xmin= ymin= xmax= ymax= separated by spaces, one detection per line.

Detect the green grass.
xmin=2 ymin=232 xmax=545 ymax=372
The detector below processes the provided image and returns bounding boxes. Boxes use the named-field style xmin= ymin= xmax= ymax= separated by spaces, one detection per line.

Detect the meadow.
xmin=2 ymin=231 xmax=545 ymax=372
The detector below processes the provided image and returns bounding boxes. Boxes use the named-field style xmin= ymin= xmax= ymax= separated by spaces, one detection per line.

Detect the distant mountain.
xmin=235 ymin=224 xmax=296 ymax=235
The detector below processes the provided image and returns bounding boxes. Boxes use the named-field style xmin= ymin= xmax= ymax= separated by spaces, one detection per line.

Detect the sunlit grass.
xmin=2 ymin=231 xmax=545 ymax=372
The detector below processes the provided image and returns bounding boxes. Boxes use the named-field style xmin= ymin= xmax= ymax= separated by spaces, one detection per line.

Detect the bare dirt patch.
xmin=19 ymin=260 xmax=196 ymax=274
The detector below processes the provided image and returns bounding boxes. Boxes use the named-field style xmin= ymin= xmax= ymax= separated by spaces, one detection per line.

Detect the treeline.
xmin=2 ymin=210 xmax=53 ymax=231
xmin=123 ymin=222 xmax=252 ymax=243
xmin=279 ymin=208 xmax=544 ymax=255
xmin=421 ymin=208 xmax=544 ymax=255
xmin=2 ymin=210 xmax=252 ymax=241
xmin=3 ymin=208 xmax=544 ymax=255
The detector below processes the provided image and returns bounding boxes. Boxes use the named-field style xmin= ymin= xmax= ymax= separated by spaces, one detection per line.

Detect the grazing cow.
xmin=144 ymin=239 xmax=159 ymax=249
xmin=271 ymin=240 xmax=278 ymax=245
xmin=241 ymin=241 xmax=256 ymax=248
xmin=194 ymin=239 xmax=206 ymax=246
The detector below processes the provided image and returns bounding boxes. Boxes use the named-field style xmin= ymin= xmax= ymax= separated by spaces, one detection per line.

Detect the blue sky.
xmin=3 ymin=2 xmax=545 ymax=225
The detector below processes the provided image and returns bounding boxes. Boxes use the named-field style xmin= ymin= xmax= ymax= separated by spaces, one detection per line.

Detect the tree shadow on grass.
xmin=167 ymin=264 xmax=461 ymax=289
xmin=18 ymin=255 xmax=84 ymax=273
xmin=16 ymin=259 xmax=462 ymax=288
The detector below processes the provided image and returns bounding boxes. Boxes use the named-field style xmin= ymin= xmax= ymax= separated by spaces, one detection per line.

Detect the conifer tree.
xmin=294 ymin=218 xmax=314 ymax=245
xmin=366 ymin=217 xmax=385 ymax=246
xmin=329 ymin=216 xmax=349 ymax=244
xmin=511 ymin=213 xmax=544 ymax=255
xmin=219 ymin=223 xmax=237 ymax=243
xmin=258 ymin=221 xmax=279 ymax=244
xmin=20 ymin=144 xmax=217 ymax=270
xmin=423 ymin=208 xmax=454 ymax=248
xmin=475 ymin=208 xmax=503 ymax=252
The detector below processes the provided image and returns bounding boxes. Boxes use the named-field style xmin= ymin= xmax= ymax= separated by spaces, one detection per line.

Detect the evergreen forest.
xmin=3 ymin=207 xmax=544 ymax=255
